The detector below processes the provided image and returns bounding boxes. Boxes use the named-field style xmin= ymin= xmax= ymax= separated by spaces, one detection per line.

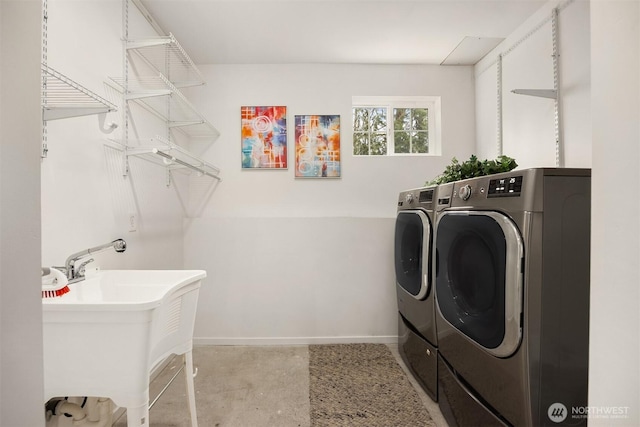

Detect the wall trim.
xmin=194 ymin=336 xmax=398 ymax=346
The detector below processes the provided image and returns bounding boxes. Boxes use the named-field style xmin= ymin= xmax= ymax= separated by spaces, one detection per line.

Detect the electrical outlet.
xmin=128 ymin=212 xmax=137 ymax=232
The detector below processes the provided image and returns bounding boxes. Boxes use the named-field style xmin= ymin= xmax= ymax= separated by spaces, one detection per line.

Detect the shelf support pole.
xmin=123 ymin=146 xmax=130 ymax=177
xmin=510 ymin=7 xmax=563 ymax=167
xmin=122 ymin=0 xmax=130 ymax=155
xmin=42 ymin=0 xmax=49 ymax=158
xmin=551 ymin=7 xmax=563 ymax=167
xmin=496 ymin=53 xmax=503 ymax=157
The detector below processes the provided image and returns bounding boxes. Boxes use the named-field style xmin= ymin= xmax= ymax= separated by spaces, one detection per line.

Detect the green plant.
xmin=427 ymin=154 xmax=517 ymax=185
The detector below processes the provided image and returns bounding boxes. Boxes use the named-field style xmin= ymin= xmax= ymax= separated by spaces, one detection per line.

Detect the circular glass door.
xmin=435 ymin=211 xmax=523 ymax=357
xmin=395 ymin=210 xmax=432 ymax=300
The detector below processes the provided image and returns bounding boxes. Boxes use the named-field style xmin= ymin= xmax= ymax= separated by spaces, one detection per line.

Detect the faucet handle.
xmin=76 ymin=258 xmax=95 ymax=278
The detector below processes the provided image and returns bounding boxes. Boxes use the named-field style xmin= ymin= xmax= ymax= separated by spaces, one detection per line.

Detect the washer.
xmin=434 ymin=168 xmax=591 ymax=427
xmin=394 ymin=185 xmax=438 ymax=401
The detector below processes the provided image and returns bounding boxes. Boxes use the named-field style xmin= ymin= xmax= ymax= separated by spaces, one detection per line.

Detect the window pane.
xmin=353 ymin=133 xmax=370 ymax=155
xmin=412 ymin=131 xmax=429 ymax=153
xmin=395 ymin=131 xmax=410 ymax=153
xmin=393 ymin=108 xmax=411 ymax=131
xmin=353 ymin=108 xmax=368 ymax=132
xmin=354 ymin=107 xmax=386 ymax=132
xmin=370 ymin=133 xmax=387 ymax=155
xmin=352 ymin=98 xmax=437 ymax=156
xmin=412 ymin=108 xmax=428 ymax=131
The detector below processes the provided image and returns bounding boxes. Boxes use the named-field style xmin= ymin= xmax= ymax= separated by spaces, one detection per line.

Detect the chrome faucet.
xmin=61 ymin=239 xmax=127 ymax=283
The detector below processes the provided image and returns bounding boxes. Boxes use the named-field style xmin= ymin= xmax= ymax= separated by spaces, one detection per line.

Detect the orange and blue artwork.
xmin=294 ymin=115 xmax=341 ymax=178
xmin=241 ymin=106 xmax=287 ymax=169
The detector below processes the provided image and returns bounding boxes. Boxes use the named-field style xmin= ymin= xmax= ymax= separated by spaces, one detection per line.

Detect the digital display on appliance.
xmin=419 ymin=189 xmax=434 ymax=203
xmin=488 ymin=176 xmax=523 ymax=197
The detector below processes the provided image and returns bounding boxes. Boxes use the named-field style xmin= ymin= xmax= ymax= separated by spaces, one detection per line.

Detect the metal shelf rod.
xmin=152 ymin=149 xmax=221 ymax=181
xmin=148 ymin=360 xmax=184 ymax=410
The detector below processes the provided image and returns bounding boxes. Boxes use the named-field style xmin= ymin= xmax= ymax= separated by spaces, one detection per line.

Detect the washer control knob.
xmin=405 ymin=193 xmax=414 ymax=204
xmin=459 ymin=185 xmax=472 ymax=201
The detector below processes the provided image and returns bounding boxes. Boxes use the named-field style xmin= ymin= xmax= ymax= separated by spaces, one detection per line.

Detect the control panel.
xmin=488 ymin=175 xmax=523 ymax=198
xmin=419 ymin=189 xmax=434 ymax=203
xmin=398 ymin=188 xmax=435 ymax=208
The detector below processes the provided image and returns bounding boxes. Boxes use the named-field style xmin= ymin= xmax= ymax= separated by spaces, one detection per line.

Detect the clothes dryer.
xmin=434 ymin=168 xmax=591 ymax=427
xmin=395 ymin=185 xmax=438 ymax=401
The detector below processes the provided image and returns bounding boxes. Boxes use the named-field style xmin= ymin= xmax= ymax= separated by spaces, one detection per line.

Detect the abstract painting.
xmin=294 ymin=115 xmax=341 ymax=178
xmin=241 ymin=106 xmax=287 ymax=169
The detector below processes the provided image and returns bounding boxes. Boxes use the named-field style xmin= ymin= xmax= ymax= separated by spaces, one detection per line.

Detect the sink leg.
xmin=184 ymin=350 xmax=198 ymax=427
xmin=126 ymin=402 xmax=149 ymax=427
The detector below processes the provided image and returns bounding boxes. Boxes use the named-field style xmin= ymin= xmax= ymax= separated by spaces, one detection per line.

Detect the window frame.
xmin=352 ymin=95 xmax=442 ymax=157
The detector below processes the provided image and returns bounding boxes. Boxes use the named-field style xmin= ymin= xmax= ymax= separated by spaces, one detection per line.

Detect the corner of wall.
xmin=1 ymin=1 xmax=45 ymax=425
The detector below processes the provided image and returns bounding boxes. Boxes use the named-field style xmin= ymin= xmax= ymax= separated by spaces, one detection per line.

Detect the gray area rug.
xmin=309 ymin=344 xmax=436 ymax=427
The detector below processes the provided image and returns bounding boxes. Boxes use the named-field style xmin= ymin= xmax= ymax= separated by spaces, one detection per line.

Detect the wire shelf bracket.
xmin=42 ymin=64 xmax=117 ymax=121
xmin=511 ymin=89 xmax=557 ymax=99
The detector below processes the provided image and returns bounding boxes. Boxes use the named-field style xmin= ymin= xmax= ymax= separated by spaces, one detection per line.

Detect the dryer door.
xmin=395 ymin=210 xmax=432 ymax=300
xmin=436 ymin=211 xmax=523 ymax=358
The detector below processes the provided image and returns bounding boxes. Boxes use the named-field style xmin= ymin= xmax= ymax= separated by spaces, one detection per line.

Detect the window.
xmin=352 ymin=96 xmax=441 ymax=156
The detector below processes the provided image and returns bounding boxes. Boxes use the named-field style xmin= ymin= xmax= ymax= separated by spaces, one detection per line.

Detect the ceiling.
xmin=140 ymin=0 xmax=547 ymax=65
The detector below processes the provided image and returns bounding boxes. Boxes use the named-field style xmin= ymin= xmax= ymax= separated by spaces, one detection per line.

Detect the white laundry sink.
xmin=42 ymin=269 xmax=205 ymax=427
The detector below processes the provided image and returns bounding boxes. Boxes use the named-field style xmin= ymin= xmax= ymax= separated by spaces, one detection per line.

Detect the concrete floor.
xmin=114 ymin=344 xmax=448 ymax=427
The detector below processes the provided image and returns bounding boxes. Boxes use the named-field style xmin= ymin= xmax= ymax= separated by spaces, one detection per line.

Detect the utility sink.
xmin=42 ymin=269 xmax=205 ymax=427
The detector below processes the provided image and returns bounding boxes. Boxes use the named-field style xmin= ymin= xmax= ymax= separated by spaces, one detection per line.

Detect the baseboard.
xmin=193 ymin=335 xmax=399 ymax=346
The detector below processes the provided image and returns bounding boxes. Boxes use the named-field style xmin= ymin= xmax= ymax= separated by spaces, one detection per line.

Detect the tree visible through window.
xmin=352 ymin=96 xmax=440 ymax=156
xmin=353 ymin=107 xmax=387 ymax=155
xmin=394 ymin=108 xmax=428 ymax=154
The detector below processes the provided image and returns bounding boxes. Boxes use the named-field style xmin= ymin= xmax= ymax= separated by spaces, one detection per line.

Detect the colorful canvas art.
xmin=294 ymin=115 xmax=341 ymax=178
xmin=241 ymin=106 xmax=287 ymax=169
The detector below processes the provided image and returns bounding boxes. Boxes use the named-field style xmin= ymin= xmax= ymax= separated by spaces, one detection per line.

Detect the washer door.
xmin=395 ymin=210 xmax=432 ymax=300
xmin=436 ymin=211 xmax=523 ymax=358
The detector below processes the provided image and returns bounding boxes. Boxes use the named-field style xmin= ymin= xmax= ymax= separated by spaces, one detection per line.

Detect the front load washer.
xmin=395 ymin=185 xmax=438 ymax=401
xmin=435 ymin=168 xmax=591 ymax=427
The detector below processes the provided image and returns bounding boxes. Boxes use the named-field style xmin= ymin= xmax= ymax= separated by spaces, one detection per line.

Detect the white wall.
xmin=589 ymin=0 xmax=640 ymax=425
xmin=475 ymin=0 xmax=591 ymax=169
xmin=188 ymin=64 xmax=476 ymax=219
xmin=42 ymin=0 xmax=186 ymax=271
xmin=0 ymin=1 xmax=45 ymax=425
xmin=185 ymin=64 xmax=476 ymax=343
